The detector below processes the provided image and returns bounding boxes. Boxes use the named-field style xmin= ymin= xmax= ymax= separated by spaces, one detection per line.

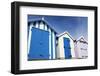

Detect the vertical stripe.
xmin=58 ymin=37 xmax=65 ymax=59
xmin=43 ymin=22 xmax=45 ymax=30
xmin=51 ymin=31 xmax=53 ymax=59
xmin=48 ymin=28 xmax=51 ymax=59
xmin=28 ymin=23 xmax=33 ymax=37
xmin=63 ymin=38 xmax=65 ymax=59
xmin=52 ymin=32 xmax=56 ymax=59
xmin=44 ymin=24 xmax=48 ymax=31
xmin=28 ymin=25 xmax=33 ymax=54
xmin=35 ymin=21 xmax=39 ymax=28
xmin=54 ymin=33 xmax=57 ymax=59
xmin=39 ymin=21 xmax=44 ymax=30
xmin=43 ymin=23 xmax=45 ymax=30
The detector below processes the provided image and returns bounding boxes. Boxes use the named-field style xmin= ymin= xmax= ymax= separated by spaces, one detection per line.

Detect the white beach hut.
xmin=56 ymin=31 xmax=75 ymax=59
xmin=74 ymin=36 xmax=88 ymax=59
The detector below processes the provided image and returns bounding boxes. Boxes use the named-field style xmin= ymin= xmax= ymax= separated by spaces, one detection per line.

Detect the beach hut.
xmin=28 ymin=17 xmax=57 ymax=60
xmin=74 ymin=36 xmax=88 ymax=59
xmin=56 ymin=31 xmax=75 ymax=59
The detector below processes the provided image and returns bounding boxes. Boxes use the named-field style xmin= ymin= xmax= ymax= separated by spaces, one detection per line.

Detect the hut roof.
xmin=77 ymin=36 xmax=88 ymax=44
xmin=28 ymin=18 xmax=57 ymax=34
xmin=57 ymin=31 xmax=75 ymax=41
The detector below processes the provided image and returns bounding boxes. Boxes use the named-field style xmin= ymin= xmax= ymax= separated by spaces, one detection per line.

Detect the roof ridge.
xmin=57 ymin=31 xmax=75 ymax=40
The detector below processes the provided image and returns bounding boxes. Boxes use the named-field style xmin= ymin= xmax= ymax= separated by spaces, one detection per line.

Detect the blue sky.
xmin=28 ymin=15 xmax=88 ymax=40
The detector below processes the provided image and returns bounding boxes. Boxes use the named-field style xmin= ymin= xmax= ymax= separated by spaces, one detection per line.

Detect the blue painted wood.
xmin=51 ymin=31 xmax=53 ymax=59
xmin=63 ymin=37 xmax=72 ymax=59
xmin=41 ymin=30 xmax=49 ymax=58
xmin=28 ymin=27 xmax=49 ymax=60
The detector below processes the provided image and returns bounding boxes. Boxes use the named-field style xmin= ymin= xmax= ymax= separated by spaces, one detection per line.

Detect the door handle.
xmin=40 ymin=54 xmax=44 ymax=57
xmin=40 ymin=42 xmax=43 ymax=45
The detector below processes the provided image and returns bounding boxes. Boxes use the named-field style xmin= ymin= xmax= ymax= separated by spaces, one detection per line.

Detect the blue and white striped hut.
xmin=28 ymin=17 xmax=57 ymax=60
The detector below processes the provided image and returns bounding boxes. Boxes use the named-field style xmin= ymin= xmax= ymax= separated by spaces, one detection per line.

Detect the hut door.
xmin=28 ymin=27 xmax=49 ymax=60
xmin=63 ymin=37 xmax=72 ymax=59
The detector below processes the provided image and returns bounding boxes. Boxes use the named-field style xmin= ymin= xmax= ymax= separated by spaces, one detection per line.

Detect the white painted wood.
xmin=44 ymin=24 xmax=48 ymax=31
xmin=27 ymin=25 xmax=33 ymax=54
xmin=35 ymin=22 xmax=39 ymax=28
xmin=76 ymin=41 xmax=88 ymax=59
xmin=52 ymin=32 xmax=56 ymax=59
xmin=57 ymin=32 xmax=75 ymax=59
xmin=57 ymin=36 xmax=65 ymax=59
xmin=39 ymin=21 xmax=44 ymax=30
xmin=74 ymin=42 xmax=79 ymax=58
xmin=48 ymin=28 xmax=52 ymax=59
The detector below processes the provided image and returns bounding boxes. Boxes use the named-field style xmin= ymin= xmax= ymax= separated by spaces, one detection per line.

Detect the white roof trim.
xmin=57 ymin=31 xmax=75 ymax=40
xmin=77 ymin=36 xmax=88 ymax=43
